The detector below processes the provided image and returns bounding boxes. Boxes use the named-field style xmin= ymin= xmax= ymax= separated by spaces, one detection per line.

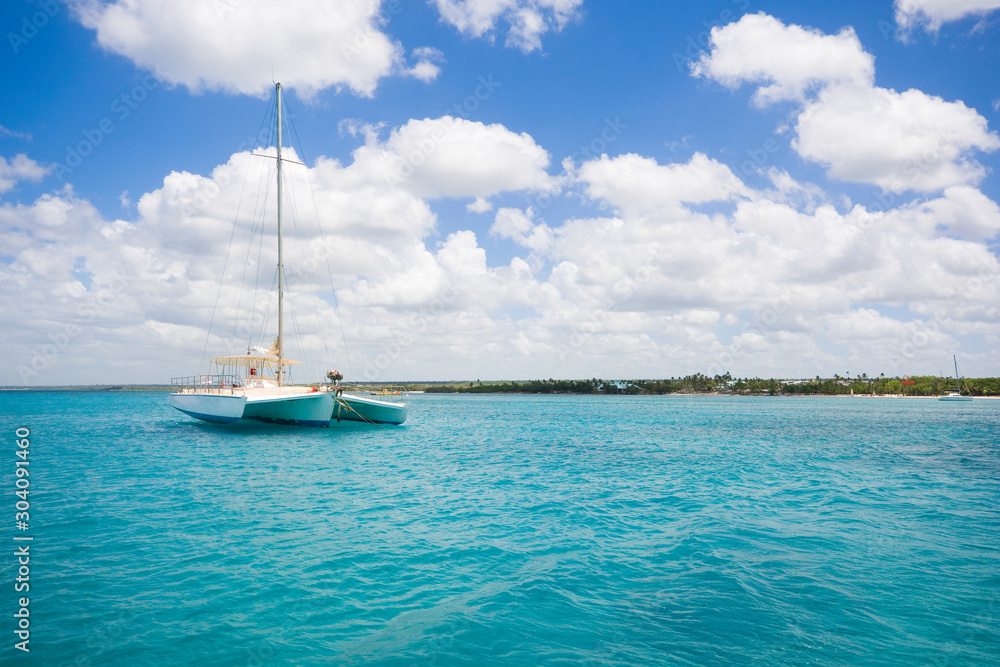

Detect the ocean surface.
xmin=1 ymin=391 xmax=998 ymax=666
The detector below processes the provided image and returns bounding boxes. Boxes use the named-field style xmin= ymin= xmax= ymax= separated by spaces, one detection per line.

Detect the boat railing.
xmin=329 ymin=385 xmax=409 ymax=403
xmin=170 ymin=374 xmax=244 ymax=394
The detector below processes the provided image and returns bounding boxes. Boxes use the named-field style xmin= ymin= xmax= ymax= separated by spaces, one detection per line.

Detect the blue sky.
xmin=2 ymin=0 xmax=1000 ymax=385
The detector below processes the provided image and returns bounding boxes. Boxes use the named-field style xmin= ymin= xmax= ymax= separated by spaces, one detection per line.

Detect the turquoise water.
xmin=1 ymin=392 xmax=998 ymax=665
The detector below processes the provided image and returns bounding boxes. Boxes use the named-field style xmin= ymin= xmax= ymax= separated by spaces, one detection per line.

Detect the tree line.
xmin=418 ymin=373 xmax=1000 ymax=396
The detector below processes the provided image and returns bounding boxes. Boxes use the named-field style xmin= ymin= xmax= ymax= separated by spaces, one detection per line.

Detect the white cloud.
xmin=337 ymin=119 xmax=385 ymax=142
xmin=403 ymin=47 xmax=444 ymax=82
xmin=432 ymin=0 xmax=582 ymax=52
xmin=824 ymin=308 xmax=911 ymax=341
xmin=0 ymin=115 xmax=557 ymax=384
xmin=0 ymin=186 xmax=103 ymax=266
xmin=405 ymin=60 xmax=441 ymax=83
xmin=884 ymin=185 xmax=1000 ymax=242
xmin=894 ymin=0 xmax=1000 ymax=33
xmin=795 ymin=85 xmax=1000 ymax=193
xmin=0 ymin=154 xmax=50 ymax=193
xmin=763 ymin=169 xmax=828 ymax=212
xmin=437 ymin=230 xmax=488 ymax=276
xmin=73 ymin=0 xmax=583 ymax=96
xmin=578 ymin=152 xmax=748 ymax=217
xmin=353 ymin=116 xmax=555 ymax=199
xmin=691 ymin=12 xmax=874 ymax=106
xmin=489 ymin=207 xmax=554 ymax=253
xmin=0 ymin=126 xmax=32 ymax=141
xmin=466 ymin=197 xmax=493 ymax=213
xmin=6 ymin=115 xmax=1000 ymax=384
xmin=73 ymin=0 xmax=403 ymax=97
xmin=693 ymin=13 xmax=1000 ymax=194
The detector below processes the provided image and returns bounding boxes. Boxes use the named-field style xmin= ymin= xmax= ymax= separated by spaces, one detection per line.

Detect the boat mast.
xmin=953 ymin=354 xmax=960 ymax=393
xmin=276 ymin=82 xmax=285 ymax=386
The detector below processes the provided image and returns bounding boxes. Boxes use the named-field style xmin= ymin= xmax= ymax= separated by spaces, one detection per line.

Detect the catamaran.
xmin=168 ymin=83 xmax=408 ymax=426
xmin=938 ymin=355 xmax=973 ymax=402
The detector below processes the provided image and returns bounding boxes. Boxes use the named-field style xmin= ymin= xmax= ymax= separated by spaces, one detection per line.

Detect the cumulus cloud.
xmin=6 ymin=111 xmax=1000 ymax=384
xmin=404 ymin=47 xmax=445 ymax=82
xmin=352 ymin=116 xmax=555 ymax=199
xmin=895 ymin=185 xmax=1000 ymax=242
xmin=0 ymin=154 xmax=50 ymax=193
xmin=795 ymin=86 xmax=1000 ymax=193
xmin=2 ymin=146 xmax=446 ymax=383
xmin=693 ymin=12 xmax=1000 ymax=194
xmin=71 ymin=0 xmax=584 ymax=96
xmin=73 ymin=0 xmax=403 ymax=97
xmin=824 ymin=308 xmax=912 ymax=341
xmin=432 ymin=0 xmax=582 ymax=52
xmin=489 ymin=207 xmax=554 ymax=253
xmin=894 ymin=0 xmax=1000 ymax=33
xmin=691 ymin=12 xmax=874 ymax=106
xmin=578 ymin=152 xmax=749 ymax=217
xmin=466 ymin=197 xmax=493 ymax=213
xmin=0 ymin=115 xmax=560 ymax=383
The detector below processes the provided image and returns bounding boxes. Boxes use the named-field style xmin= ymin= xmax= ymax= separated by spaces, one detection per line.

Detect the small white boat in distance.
xmin=939 ymin=355 xmax=973 ymax=402
xmin=167 ymin=83 xmax=408 ymax=427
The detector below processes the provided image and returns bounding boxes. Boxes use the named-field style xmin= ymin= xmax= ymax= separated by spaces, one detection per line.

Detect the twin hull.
xmin=167 ymin=389 xmax=408 ymax=426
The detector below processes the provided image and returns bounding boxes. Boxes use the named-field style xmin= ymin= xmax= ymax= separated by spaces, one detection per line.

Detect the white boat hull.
xmin=334 ymin=393 xmax=409 ymax=425
xmin=241 ymin=389 xmax=334 ymax=426
xmin=168 ymin=392 xmax=247 ymax=423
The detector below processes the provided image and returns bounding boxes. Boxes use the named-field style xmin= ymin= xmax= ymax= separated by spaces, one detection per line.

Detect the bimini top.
xmin=210 ymin=354 xmax=302 ymax=368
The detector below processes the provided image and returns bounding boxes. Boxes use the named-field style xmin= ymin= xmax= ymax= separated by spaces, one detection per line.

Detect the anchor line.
xmin=334 ymin=398 xmax=385 ymax=430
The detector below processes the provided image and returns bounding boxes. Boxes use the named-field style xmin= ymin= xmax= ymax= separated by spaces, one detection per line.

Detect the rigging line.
xmin=216 ymin=162 xmax=254 ymax=355
xmin=200 ymin=199 xmax=242 ymax=371
xmin=280 ymin=144 xmax=327 ymax=378
xmin=250 ymin=181 xmax=272 ymax=349
xmin=242 ymin=221 xmax=261 ymax=347
xmin=225 ymin=137 xmax=269 ymax=348
xmin=286 ymin=106 xmax=354 ymax=376
xmin=230 ymin=92 xmax=276 ymax=348
xmin=199 ymin=103 xmax=271 ymax=371
xmin=251 ymin=153 xmax=306 ymax=166
xmin=335 ymin=397 xmax=386 ymax=430
xmin=236 ymin=158 xmax=268 ymax=347
xmin=251 ymin=147 xmax=276 ymax=318
xmin=251 ymin=88 xmax=276 ymax=157
xmin=282 ymin=105 xmax=335 ymax=373
xmin=257 ymin=269 xmax=279 ymax=351
xmin=285 ymin=201 xmax=322 ymax=382
xmin=264 ymin=91 xmax=276 ymax=150
xmin=230 ymin=180 xmax=259 ymax=345
xmin=276 ymin=92 xmax=322 ymax=373
xmin=286 ymin=283 xmax=305 ymax=378
xmin=293 ymin=211 xmax=334 ymax=377
xmin=283 ymin=169 xmax=313 ymax=374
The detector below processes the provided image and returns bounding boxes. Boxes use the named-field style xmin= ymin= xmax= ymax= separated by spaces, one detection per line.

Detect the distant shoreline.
xmin=2 ymin=383 xmax=998 ymax=398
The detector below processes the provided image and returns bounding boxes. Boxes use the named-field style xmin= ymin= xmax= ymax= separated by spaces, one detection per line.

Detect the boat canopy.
xmin=210 ymin=354 xmax=302 ymax=368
